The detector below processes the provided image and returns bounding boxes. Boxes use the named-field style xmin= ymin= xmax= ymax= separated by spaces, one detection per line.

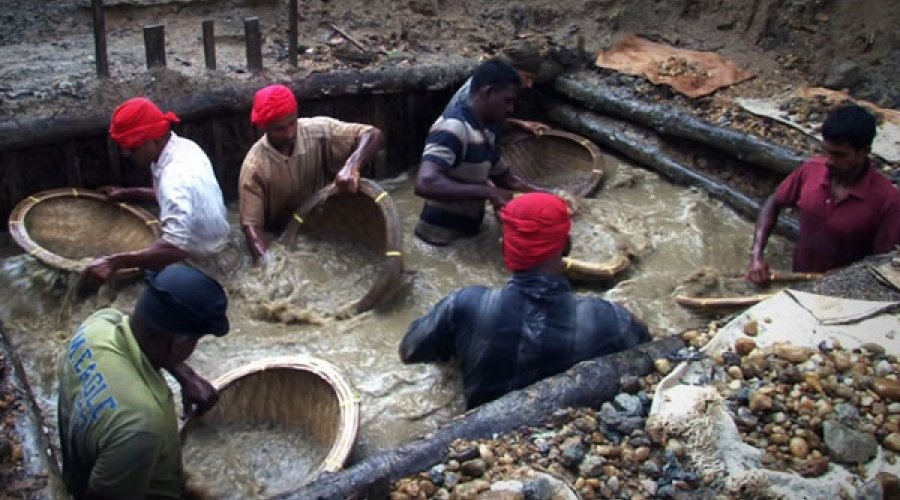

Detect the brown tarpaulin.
xmin=595 ymin=34 xmax=754 ymax=98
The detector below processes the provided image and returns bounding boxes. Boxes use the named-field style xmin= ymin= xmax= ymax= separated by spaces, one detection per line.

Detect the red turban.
xmin=500 ymin=193 xmax=572 ymax=272
xmin=109 ymin=97 xmax=180 ymax=149
xmin=251 ymin=84 xmax=298 ymax=128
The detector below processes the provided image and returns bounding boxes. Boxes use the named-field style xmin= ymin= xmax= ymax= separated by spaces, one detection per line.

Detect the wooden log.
xmin=549 ymin=103 xmax=800 ymax=239
xmin=202 ymin=20 xmax=216 ymax=70
xmin=143 ymin=24 xmax=166 ymax=68
xmin=288 ymin=0 xmax=298 ymax=67
xmin=0 ymin=61 xmax=476 ymax=151
xmin=275 ymin=336 xmax=686 ymax=500
xmin=244 ymin=17 xmax=263 ymax=72
xmin=91 ymin=0 xmax=109 ymax=78
xmin=554 ymin=76 xmax=806 ymax=176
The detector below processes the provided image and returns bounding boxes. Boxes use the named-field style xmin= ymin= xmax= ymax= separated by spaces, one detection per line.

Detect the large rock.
xmin=822 ymin=420 xmax=878 ymax=464
xmin=823 ymin=59 xmax=866 ymax=90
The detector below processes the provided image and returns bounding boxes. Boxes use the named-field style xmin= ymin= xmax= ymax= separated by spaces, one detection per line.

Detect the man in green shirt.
xmin=57 ymin=264 xmax=229 ymax=499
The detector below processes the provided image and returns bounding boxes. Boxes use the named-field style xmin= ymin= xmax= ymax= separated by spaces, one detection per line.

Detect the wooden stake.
xmin=202 ymin=20 xmax=216 ymax=70
xmin=143 ymin=24 xmax=166 ymax=68
xmin=91 ymin=0 xmax=109 ymax=77
xmin=288 ymin=0 xmax=298 ymax=67
xmin=244 ymin=17 xmax=263 ymax=72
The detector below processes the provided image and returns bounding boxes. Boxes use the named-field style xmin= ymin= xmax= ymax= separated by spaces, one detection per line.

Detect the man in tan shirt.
xmin=239 ymin=84 xmax=385 ymax=260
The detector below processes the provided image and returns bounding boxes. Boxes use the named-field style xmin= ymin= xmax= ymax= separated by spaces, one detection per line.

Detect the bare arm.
xmin=415 ymin=161 xmax=512 ymax=207
xmin=335 ymin=128 xmax=386 ymax=193
xmin=242 ymin=224 xmax=269 ymax=261
xmin=98 ymin=186 xmax=156 ymax=203
xmin=746 ymin=194 xmax=784 ymax=285
xmin=491 ymin=170 xmax=547 ymax=194
xmin=84 ymin=239 xmax=190 ymax=284
xmin=506 ymin=118 xmax=550 ymax=135
xmin=169 ymin=362 xmax=218 ymax=417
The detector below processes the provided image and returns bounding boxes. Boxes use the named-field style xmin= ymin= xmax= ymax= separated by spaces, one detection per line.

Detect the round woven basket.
xmin=675 ymin=272 xmax=821 ymax=311
xmin=563 ymin=253 xmax=633 ymax=284
xmin=501 ymin=129 xmax=605 ymax=197
xmin=280 ymin=178 xmax=404 ymax=314
xmin=7 ymin=188 xmax=160 ymax=272
xmin=182 ymin=356 xmax=360 ymax=495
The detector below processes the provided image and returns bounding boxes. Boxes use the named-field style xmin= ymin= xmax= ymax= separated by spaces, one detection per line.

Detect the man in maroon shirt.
xmin=747 ymin=104 xmax=900 ymax=285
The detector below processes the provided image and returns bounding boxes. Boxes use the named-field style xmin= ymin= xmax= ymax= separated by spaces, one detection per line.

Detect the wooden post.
xmin=91 ymin=0 xmax=109 ymax=77
xmin=288 ymin=0 xmax=298 ymax=67
xmin=244 ymin=17 xmax=263 ymax=72
xmin=202 ymin=20 xmax=216 ymax=70
xmin=143 ymin=24 xmax=166 ymax=68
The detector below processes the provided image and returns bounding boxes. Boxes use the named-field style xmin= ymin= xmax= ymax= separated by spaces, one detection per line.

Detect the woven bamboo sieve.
xmin=8 ymin=188 xmax=160 ymax=272
xmin=675 ymin=272 xmax=821 ymax=311
xmin=280 ymin=178 xmax=404 ymax=314
xmin=501 ymin=129 xmax=606 ymax=197
xmin=182 ymin=356 xmax=360 ymax=494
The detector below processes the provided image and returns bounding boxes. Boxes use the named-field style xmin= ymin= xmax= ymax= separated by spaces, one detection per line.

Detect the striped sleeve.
xmin=422 ymin=118 xmax=467 ymax=170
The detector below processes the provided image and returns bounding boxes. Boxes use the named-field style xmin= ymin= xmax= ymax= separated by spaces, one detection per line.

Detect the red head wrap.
xmin=500 ymin=193 xmax=572 ymax=272
xmin=109 ymin=97 xmax=180 ymax=149
xmin=251 ymin=84 xmax=298 ymax=128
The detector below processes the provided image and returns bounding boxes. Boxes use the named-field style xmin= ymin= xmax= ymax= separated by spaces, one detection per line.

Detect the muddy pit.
xmin=0 ymin=159 xmax=793 ymax=498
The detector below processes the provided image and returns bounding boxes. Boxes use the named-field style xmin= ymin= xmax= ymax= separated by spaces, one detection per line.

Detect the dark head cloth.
xmin=136 ymin=264 xmax=229 ymax=337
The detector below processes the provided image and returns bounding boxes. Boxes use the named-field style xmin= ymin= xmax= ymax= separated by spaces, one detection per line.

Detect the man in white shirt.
xmin=84 ymin=97 xmax=236 ymax=284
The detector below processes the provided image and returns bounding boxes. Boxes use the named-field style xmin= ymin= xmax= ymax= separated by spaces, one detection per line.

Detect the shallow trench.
xmin=0 ymin=87 xmax=794 ymax=498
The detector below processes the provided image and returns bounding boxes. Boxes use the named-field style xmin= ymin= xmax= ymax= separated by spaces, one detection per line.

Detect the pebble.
xmin=874 ymin=377 xmax=900 ymax=401
xmin=490 ymin=480 xmax=524 ymax=494
xmin=665 ymin=438 xmax=685 ymax=458
xmin=789 ymin=437 xmax=809 ymax=458
xmin=734 ymin=337 xmax=756 ymax=356
xmin=461 ymin=459 xmax=487 ymax=478
xmin=479 ymin=445 xmax=495 ymax=467
xmin=743 ymin=320 xmax=759 ymax=336
xmin=822 ymin=420 xmax=879 ymax=464
xmin=888 ymin=402 xmax=900 ymax=414
xmin=773 ymin=344 xmax=812 ymax=363
xmin=655 ymin=358 xmax=673 ymax=375
xmin=861 ymin=343 xmax=886 ymax=356
xmin=727 ymin=366 xmax=744 ymax=380
xmin=619 ymin=374 xmax=642 ymax=394
xmin=884 ymin=433 xmax=900 ymax=452
xmin=748 ymin=391 xmax=774 ymax=412
xmin=875 ymin=360 xmax=894 ymax=377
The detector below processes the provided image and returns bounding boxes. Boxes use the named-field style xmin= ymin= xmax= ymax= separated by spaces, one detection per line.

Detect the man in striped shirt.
xmin=414 ymin=59 xmax=545 ymax=246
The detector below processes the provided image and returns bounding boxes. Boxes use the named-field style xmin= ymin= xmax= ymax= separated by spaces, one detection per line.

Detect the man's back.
xmin=401 ymin=273 xmax=650 ymax=407
xmin=58 ymin=309 xmax=183 ymax=499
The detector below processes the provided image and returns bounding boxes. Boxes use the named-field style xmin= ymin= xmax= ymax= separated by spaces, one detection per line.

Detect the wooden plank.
xmin=202 ymin=20 xmax=216 ymax=70
xmin=211 ymin=119 xmax=226 ymax=185
xmin=244 ymin=17 xmax=263 ymax=72
xmin=288 ymin=0 xmax=298 ymax=67
xmin=91 ymin=0 xmax=109 ymax=77
xmin=143 ymin=24 xmax=166 ymax=68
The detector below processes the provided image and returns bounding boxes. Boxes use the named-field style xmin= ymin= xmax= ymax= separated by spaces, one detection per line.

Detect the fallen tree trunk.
xmin=554 ymin=75 xmax=806 ymax=176
xmin=549 ymin=103 xmax=800 ymax=239
xmin=0 ymin=61 xmax=475 ymax=150
xmin=277 ymin=336 xmax=685 ymax=500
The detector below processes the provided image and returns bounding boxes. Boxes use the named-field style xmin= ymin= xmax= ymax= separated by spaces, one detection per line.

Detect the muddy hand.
xmin=180 ymin=374 xmax=218 ymax=419
xmin=745 ymin=256 xmax=771 ymax=287
xmin=83 ymin=257 xmax=115 ymax=286
xmin=335 ymin=167 xmax=360 ymax=193
xmin=97 ymin=185 xmax=126 ymax=202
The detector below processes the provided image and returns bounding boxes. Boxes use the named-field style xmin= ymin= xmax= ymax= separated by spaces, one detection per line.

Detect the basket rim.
xmin=280 ymin=178 xmax=404 ymax=314
xmin=186 ymin=355 xmax=361 ymax=492
xmin=503 ymin=128 xmax=606 ymax=197
xmin=7 ymin=188 xmax=161 ymax=272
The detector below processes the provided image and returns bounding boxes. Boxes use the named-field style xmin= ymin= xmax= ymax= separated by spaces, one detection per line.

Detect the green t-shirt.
xmin=57 ymin=309 xmax=184 ymax=499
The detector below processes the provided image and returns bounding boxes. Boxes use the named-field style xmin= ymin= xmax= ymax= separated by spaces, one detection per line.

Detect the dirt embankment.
xmin=0 ymin=0 xmax=897 ymax=120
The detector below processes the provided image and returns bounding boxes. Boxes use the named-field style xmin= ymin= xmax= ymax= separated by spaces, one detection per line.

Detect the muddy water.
xmin=0 ymin=158 xmax=792 ymax=496
xmin=182 ymin=423 xmax=326 ymax=498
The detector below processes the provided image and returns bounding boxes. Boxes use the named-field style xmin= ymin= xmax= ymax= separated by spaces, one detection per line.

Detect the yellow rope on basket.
xmin=374 ymin=192 xmax=388 ymax=203
xmin=565 ymin=258 xmax=573 ymax=270
xmin=580 ymin=139 xmax=592 ymax=147
xmin=293 ymin=214 xmax=304 ymax=224
xmin=27 ymin=247 xmax=44 ymax=257
xmin=28 ymin=195 xmax=41 ymax=203
xmin=385 ymin=251 xmax=402 ymax=257
xmin=592 ymin=169 xmax=603 ymax=174
xmin=145 ymin=219 xmax=159 ymax=225
xmin=72 ymin=188 xmax=79 ymax=197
